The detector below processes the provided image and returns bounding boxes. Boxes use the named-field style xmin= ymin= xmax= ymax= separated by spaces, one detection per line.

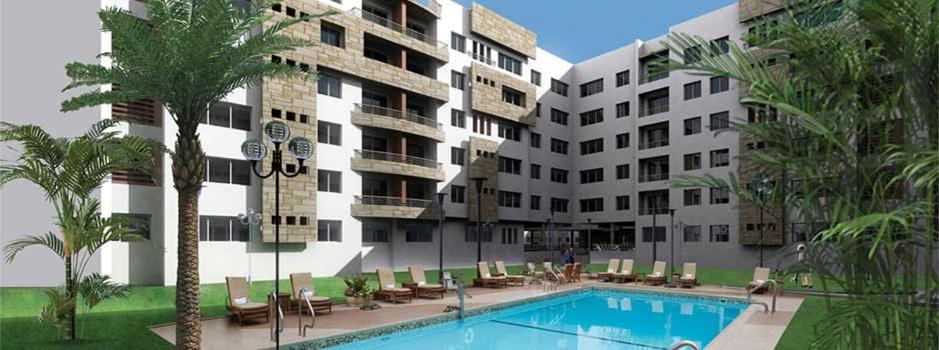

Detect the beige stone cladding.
xmin=351 ymin=109 xmax=445 ymax=142
xmin=470 ymin=2 xmax=537 ymax=58
xmin=467 ymin=137 xmax=499 ymax=223
xmin=351 ymin=203 xmax=440 ymax=220
xmin=739 ymin=0 xmax=785 ymax=23
xmin=738 ymin=131 xmax=785 ymax=245
xmin=350 ymin=156 xmax=445 ymax=181
xmin=738 ymin=48 xmax=789 ymax=99
xmin=470 ymin=62 xmax=537 ymax=126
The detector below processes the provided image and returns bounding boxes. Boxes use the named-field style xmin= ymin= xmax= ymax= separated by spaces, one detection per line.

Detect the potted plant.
xmin=343 ymin=275 xmax=372 ymax=306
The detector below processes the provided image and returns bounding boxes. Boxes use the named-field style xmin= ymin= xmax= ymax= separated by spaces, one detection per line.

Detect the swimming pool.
xmin=318 ymin=288 xmax=747 ymax=350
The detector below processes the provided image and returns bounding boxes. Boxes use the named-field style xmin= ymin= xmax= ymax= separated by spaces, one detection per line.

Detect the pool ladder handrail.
xmin=746 ymin=279 xmax=778 ymax=313
xmin=297 ymin=288 xmax=316 ymax=337
xmin=456 ymin=280 xmax=465 ymax=319
xmin=670 ymin=340 xmax=701 ymax=350
xmin=269 ymin=291 xmax=285 ymax=341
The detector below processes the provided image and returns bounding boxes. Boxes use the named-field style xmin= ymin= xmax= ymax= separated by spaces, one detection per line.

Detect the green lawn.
xmin=0 ymin=264 xmax=831 ymax=349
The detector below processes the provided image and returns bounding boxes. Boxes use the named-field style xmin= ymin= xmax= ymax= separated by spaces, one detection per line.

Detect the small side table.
xmin=269 ymin=292 xmax=291 ymax=314
xmin=402 ymin=282 xmax=419 ymax=296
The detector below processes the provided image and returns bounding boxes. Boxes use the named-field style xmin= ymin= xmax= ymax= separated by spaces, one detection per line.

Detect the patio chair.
xmin=225 ymin=276 xmax=269 ymax=326
xmin=644 ymin=261 xmax=667 ymax=286
xmin=375 ymin=268 xmax=413 ymax=303
xmin=290 ymin=272 xmax=333 ymax=315
xmin=597 ymin=259 xmax=620 ymax=282
xmin=613 ymin=259 xmax=636 ymax=283
xmin=678 ymin=263 xmax=697 ymax=288
xmin=542 ymin=262 xmax=557 ymax=281
xmin=526 ymin=262 xmax=543 ymax=278
xmin=746 ymin=267 xmax=783 ymax=294
xmin=559 ymin=264 xmax=574 ymax=284
xmin=475 ymin=261 xmax=508 ymax=288
xmin=571 ymin=263 xmax=582 ymax=282
xmin=408 ymin=267 xmax=446 ymax=299
xmin=494 ymin=261 xmax=526 ymax=286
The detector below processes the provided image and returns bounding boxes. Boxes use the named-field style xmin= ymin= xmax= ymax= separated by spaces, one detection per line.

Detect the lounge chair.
xmin=475 ymin=261 xmax=508 ymax=288
xmin=494 ymin=261 xmax=526 ymax=286
xmin=290 ymin=272 xmax=333 ymax=315
xmin=613 ymin=259 xmax=636 ymax=283
xmin=571 ymin=263 xmax=582 ymax=282
xmin=559 ymin=264 xmax=574 ymax=284
xmin=678 ymin=263 xmax=697 ymax=288
xmin=526 ymin=262 xmax=542 ymax=278
xmin=542 ymin=262 xmax=557 ymax=281
xmin=408 ymin=267 xmax=446 ymax=299
xmin=746 ymin=267 xmax=783 ymax=294
xmin=597 ymin=259 xmax=620 ymax=281
xmin=225 ymin=276 xmax=269 ymax=326
xmin=644 ymin=261 xmax=667 ymax=286
xmin=375 ymin=268 xmax=413 ymax=303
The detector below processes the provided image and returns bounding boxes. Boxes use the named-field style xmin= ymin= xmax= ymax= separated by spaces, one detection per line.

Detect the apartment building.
xmin=0 ymin=0 xmax=793 ymax=287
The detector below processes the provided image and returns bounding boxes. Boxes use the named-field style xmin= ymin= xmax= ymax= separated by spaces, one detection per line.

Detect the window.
xmin=616 ymin=164 xmax=630 ymax=179
xmin=498 ymin=122 xmax=521 ymax=141
xmin=451 ymin=147 xmax=465 ymax=166
xmin=550 ymin=198 xmax=569 ymax=213
xmin=450 ymin=71 xmax=465 ymax=90
xmin=640 ymin=51 xmax=669 ymax=83
xmin=498 ymin=54 xmax=522 ymax=75
xmin=530 ymin=70 xmax=541 ymax=86
xmin=465 ymin=225 xmax=492 ymax=242
xmin=404 ymin=223 xmax=433 ymax=242
xmin=451 ymin=32 xmax=465 ymax=53
xmin=498 ymin=156 xmax=521 ymax=175
xmin=616 ymin=101 xmax=630 ymax=118
xmin=616 ymin=133 xmax=630 ymax=149
xmin=684 ymin=188 xmax=701 ymax=206
xmin=709 ymin=111 xmax=730 ymax=130
xmin=530 ymin=195 xmax=541 ymax=210
xmin=112 ymin=213 xmax=151 ymax=240
xmin=550 ymin=79 xmax=568 ymax=96
xmin=580 ymin=138 xmax=604 ymax=155
xmin=683 ymin=225 xmax=702 ymax=242
xmin=580 ymin=198 xmax=604 ymax=212
xmin=317 ymin=74 xmax=341 ymax=97
xmin=536 ymin=103 xmax=541 ymax=117
xmin=205 ymin=157 xmax=251 ymax=185
xmin=550 ymin=138 xmax=569 ymax=154
xmin=199 ymin=216 xmax=249 ymax=242
xmin=710 ymin=76 xmax=729 ymax=94
xmin=684 ymin=117 xmax=702 ymax=135
xmin=710 ymin=187 xmax=730 ymax=204
xmin=710 ymin=149 xmax=729 ymax=167
xmin=471 ymin=40 xmax=492 ymax=64
xmin=501 ymin=87 xmax=525 ymax=107
xmin=709 ymin=224 xmax=730 ymax=242
xmin=550 ymin=168 xmax=569 ymax=184
xmin=639 ymin=87 xmax=670 ymax=116
xmin=642 ymin=227 xmax=666 ymax=242
xmin=616 ymin=195 xmax=630 ymax=210
xmin=205 ymin=102 xmax=252 ymax=131
xmin=317 ymin=170 xmax=341 ymax=193
xmin=498 ymin=191 xmax=522 ymax=208
xmin=579 ymin=78 xmax=603 ymax=97
xmin=579 ymin=108 xmax=604 ymax=126
xmin=501 ymin=227 xmax=520 ymax=244
xmin=615 ymin=70 xmax=630 ymax=87
xmin=550 ymin=108 xmax=569 ymax=125
xmin=317 ymin=220 xmax=342 ymax=242
xmin=450 ymin=185 xmax=466 ymax=203
xmin=317 ymin=120 xmax=341 ymax=145
xmin=530 ymin=163 xmax=541 ymax=179
xmin=530 ymin=132 xmax=541 ymax=148
xmin=684 ymin=45 xmax=703 ymax=64
xmin=362 ymin=220 xmax=390 ymax=242
xmin=684 ymin=153 xmax=701 ymax=171
xmin=710 ymin=36 xmax=730 ymax=55
xmin=320 ymin=22 xmax=344 ymax=47
xmin=451 ymin=109 xmax=465 ymax=128
xmin=580 ymin=168 xmax=604 ymax=184
xmin=684 ymin=81 xmax=702 ymax=100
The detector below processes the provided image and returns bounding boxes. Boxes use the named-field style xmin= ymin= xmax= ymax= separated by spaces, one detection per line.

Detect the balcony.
xmin=637 ymin=173 xmax=669 ymax=183
xmin=638 ymin=139 xmax=669 ymax=150
xmin=349 ymin=8 xmax=448 ymax=61
xmin=351 ymin=149 xmax=445 ymax=181
xmin=351 ymin=195 xmax=440 ymax=219
xmin=352 ymin=104 xmax=445 ymax=142
xmin=637 ymin=207 xmax=671 ymax=215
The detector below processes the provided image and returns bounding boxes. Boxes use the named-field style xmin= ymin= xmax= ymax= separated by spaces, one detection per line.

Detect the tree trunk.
xmin=173 ymin=117 xmax=205 ymax=350
xmin=65 ymin=256 xmax=76 ymax=340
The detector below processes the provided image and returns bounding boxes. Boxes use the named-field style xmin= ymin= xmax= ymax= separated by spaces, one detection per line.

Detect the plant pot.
xmin=345 ymin=296 xmax=364 ymax=306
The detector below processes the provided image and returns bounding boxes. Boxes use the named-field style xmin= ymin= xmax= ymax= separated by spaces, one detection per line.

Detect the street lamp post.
xmin=651 ymin=204 xmax=658 ymax=265
xmin=667 ymin=209 xmax=676 ymax=287
xmin=751 ymin=173 xmax=773 ymax=267
xmin=470 ymin=177 xmax=487 ymax=263
xmin=241 ymin=120 xmax=312 ymax=349
xmin=586 ymin=218 xmax=592 ymax=264
xmin=549 ymin=206 xmax=556 ymax=263
xmin=436 ymin=192 xmax=447 ymax=282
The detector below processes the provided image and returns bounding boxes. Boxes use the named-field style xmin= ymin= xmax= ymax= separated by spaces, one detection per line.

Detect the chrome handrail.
xmin=269 ymin=292 xmax=284 ymax=341
xmin=355 ymin=103 xmax=442 ymax=129
xmin=355 ymin=149 xmax=442 ymax=169
xmin=354 ymin=195 xmax=435 ymax=208
xmin=747 ymin=279 xmax=778 ymax=313
xmin=297 ymin=288 xmax=316 ymax=337
xmin=349 ymin=8 xmax=447 ymax=49
xmin=670 ymin=340 xmax=700 ymax=350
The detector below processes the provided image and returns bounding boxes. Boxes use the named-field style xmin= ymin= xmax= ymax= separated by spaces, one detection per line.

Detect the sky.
xmin=453 ymin=0 xmax=737 ymax=63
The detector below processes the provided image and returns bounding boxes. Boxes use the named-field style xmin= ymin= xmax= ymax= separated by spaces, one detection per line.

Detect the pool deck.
xmin=150 ymin=279 xmax=803 ymax=350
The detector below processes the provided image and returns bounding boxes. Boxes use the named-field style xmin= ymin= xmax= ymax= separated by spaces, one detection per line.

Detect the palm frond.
xmin=3 ymin=231 xmax=65 ymax=263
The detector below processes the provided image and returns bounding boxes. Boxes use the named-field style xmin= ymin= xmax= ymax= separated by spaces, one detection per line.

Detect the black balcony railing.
xmin=354 ymin=195 xmax=435 ymax=208
xmin=355 ymin=149 xmax=441 ymax=169
xmin=355 ymin=104 xmax=442 ymax=129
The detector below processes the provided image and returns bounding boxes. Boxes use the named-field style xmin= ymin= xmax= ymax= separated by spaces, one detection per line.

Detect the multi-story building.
xmin=0 ymin=0 xmax=792 ymax=287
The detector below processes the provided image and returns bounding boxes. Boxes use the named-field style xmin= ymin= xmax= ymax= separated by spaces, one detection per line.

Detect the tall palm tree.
xmin=59 ymin=1 xmax=333 ymax=348
xmin=0 ymin=119 xmax=156 ymax=340
xmin=666 ymin=0 xmax=937 ymax=348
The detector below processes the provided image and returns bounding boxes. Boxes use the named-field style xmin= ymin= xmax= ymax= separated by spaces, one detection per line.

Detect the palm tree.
xmin=0 ymin=120 xmax=156 ymax=340
xmin=665 ymin=0 xmax=937 ymax=348
xmin=58 ymin=1 xmax=334 ymax=347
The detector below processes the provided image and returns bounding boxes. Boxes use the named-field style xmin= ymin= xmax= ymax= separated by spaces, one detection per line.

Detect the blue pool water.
xmin=326 ymin=290 xmax=746 ymax=350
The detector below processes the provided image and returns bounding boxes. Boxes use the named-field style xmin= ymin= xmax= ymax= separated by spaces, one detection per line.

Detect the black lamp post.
xmin=436 ymin=192 xmax=447 ymax=282
xmin=586 ymin=218 xmax=592 ymax=263
xmin=651 ymin=203 xmax=658 ymax=265
xmin=667 ymin=209 xmax=677 ymax=287
xmin=241 ymin=120 xmax=312 ymax=349
xmin=549 ymin=206 xmax=556 ymax=263
xmin=751 ymin=172 xmax=773 ymax=267
xmin=470 ymin=177 xmax=487 ymax=263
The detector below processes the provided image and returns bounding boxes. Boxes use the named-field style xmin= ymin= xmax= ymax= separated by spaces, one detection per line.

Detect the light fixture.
xmin=264 ymin=120 xmax=290 ymax=144
xmin=288 ymin=137 xmax=313 ymax=160
xmin=241 ymin=139 xmax=268 ymax=161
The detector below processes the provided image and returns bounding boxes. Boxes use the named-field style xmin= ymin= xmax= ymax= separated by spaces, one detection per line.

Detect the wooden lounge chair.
xmin=408 ymin=267 xmax=446 ymax=299
xmin=644 ymin=261 xmax=667 ymax=286
xmin=613 ymin=259 xmax=636 ymax=283
xmin=597 ymin=259 xmax=620 ymax=281
xmin=560 ymin=264 xmax=574 ymax=284
xmin=375 ymin=268 xmax=413 ymax=303
xmin=746 ymin=267 xmax=783 ymax=294
xmin=290 ymin=272 xmax=333 ymax=315
xmin=475 ymin=261 xmax=508 ymax=288
xmin=678 ymin=263 xmax=697 ymax=288
xmin=571 ymin=263 xmax=582 ymax=282
xmin=225 ymin=277 xmax=269 ymax=326
xmin=526 ymin=262 xmax=542 ymax=278
xmin=494 ymin=261 xmax=526 ymax=286
xmin=542 ymin=262 xmax=557 ymax=281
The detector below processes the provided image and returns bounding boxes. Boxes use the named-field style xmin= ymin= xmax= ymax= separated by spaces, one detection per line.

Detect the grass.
xmin=0 ymin=264 xmax=833 ymax=349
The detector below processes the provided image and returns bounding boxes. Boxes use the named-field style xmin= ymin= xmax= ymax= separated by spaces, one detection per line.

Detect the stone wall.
xmin=739 ymin=0 xmax=785 ymax=22
xmin=738 ymin=131 xmax=785 ymax=245
xmin=467 ymin=137 xmax=499 ymax=223
xmin=350 ymin=157 xmax=445 ymax=181
xmin=470 ymin=62 xmax=537 ymax=126
xmin=351 ymin=110 xmax=445 ymax=142
xmin=351 ymin=204 xmax=440 ymax=220
xmin=470 ymin=2 xmax=537 ymax=58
